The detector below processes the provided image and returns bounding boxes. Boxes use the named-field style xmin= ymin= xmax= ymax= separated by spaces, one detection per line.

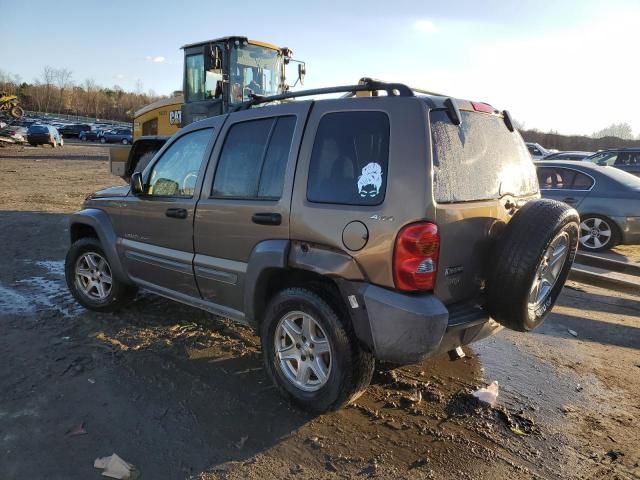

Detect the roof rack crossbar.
xmin=233 ymin=80 xmax=414 ymax=111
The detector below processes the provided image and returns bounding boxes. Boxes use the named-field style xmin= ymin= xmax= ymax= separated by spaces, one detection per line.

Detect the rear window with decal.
xmin=307 ymin=111 xmax=389 ymax=206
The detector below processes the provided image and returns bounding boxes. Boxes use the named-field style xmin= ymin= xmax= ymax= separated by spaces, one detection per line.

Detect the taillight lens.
xmin=393 ymin=222 xmax=440 ymax=292
xmin=471 ymin=101 xmax=495 ymax=113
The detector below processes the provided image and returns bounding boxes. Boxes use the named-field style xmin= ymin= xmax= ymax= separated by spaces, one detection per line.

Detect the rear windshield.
xmin=28 ymin=125 xmax=48 ymax=133
xmin=430 ymin=110 xmax=538 ymax=203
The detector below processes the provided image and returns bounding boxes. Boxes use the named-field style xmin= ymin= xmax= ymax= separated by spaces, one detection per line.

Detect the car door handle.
xmin=252 ymin=212 xmax=282 ymax=226
xmin=165 ymin=208 xmax=188 ymax=219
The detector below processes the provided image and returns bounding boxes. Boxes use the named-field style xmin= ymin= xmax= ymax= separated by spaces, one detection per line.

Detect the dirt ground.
xmin=1 ymin=142 xmax=639 ymax=480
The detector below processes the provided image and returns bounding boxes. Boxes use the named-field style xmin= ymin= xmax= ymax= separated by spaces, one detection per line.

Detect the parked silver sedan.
xmin=535 ymin=161 xmax=640 ymax=251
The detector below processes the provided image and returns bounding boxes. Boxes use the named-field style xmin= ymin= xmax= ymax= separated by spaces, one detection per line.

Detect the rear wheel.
xmin=65 ymin=237 xmax=136 ymax=312
xmin=579 ymin=215 xmax=619 ymax=252
xmin=100 ymin=137 xmax=106 ymax=144
xmin=261 ymin=288 xmax=374 ymax=412
xmin=486 ymin=199 xmax=579 ymax=331
xmin=121 ymin=138 xmax=129 ymax=145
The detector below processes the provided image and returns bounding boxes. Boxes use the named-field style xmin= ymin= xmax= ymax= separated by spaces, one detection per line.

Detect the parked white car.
xmin=526 ymin=142 xmax=550 ymax=160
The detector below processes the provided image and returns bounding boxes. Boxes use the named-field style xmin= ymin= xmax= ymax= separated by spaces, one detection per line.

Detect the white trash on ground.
xmin=94 ymin=453 xmax=136 ymax=479
xmin=472 ymin=381 xmax=499 ymax=407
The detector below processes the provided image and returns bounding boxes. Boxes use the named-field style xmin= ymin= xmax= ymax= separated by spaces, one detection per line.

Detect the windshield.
xmin=431 ymin=109 xmax=538 ymax=203
xmin=229 ymin=44 xmax=282 ymax=104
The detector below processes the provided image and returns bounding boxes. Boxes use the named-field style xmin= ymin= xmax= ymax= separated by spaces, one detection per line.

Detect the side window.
xmin=615 ymin=152 xmax=640 ymax=166
xmin=572 ymin=172 xmax=594 ymax=189
xmin=307 ymin=111 xmax=390 ymax=205
xmin=212 ymin=116 xmax=296 ymax=199
xmin=147 ymin=128 xmax=212 ymax=197
xmin=186 ymin=54 xmax=204 ymax=102
xmin=537 ymin=167 xmax=576 ymax=189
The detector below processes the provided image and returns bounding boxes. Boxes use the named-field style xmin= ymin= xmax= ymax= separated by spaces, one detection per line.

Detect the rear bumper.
xmin=612 ymin=216 xmax=640 ymax=244
xmin=27 ymin=134 xmax=51 ymax=144
xmin=338 ymin=281 xmax=495 ymax=364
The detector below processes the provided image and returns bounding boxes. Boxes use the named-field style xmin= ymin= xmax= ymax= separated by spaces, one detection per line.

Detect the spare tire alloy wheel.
xmin=528 ymin=231 xmax=570 ymax=315
xmin=75 ymin=252 xmax=113 ymax=301
xmin=579 ymin=216 xmax=614 ymax=251
xmin=275 ymin=311 xmax=332 ymax=392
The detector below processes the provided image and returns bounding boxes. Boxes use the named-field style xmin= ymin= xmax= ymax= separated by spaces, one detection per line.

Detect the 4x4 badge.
xmin=369 ymin=214 xmax=394 ymax=222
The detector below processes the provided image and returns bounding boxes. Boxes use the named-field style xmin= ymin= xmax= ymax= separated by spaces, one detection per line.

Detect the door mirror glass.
xmin=130 ymin=171 xmax=144 ymax=195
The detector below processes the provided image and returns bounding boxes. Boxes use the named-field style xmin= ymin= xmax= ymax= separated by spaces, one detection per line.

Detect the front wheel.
xmin=65 ymin=237 xmax=136 ymax=312
xmin=579 ymin=215 xmax=619 ymax=252
xmin=261 ymin=288 xmax=374 ymax=413
xmin=100 ymin=137 xmax=106 ymax=144
xmin=121 ymin=138 xmax=129 ymax=145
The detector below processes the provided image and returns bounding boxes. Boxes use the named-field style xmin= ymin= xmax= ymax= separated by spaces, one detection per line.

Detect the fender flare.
xmin=69 ymin=208 xmax=131 ymax=285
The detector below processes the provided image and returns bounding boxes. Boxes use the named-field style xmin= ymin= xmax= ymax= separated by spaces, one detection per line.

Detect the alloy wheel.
xmin=528 ymin=231 xmax=570 ymax=307
xmin=274 ymin=311 xmax=332 ymax=392
xmin=579 ymin=217 xmax=612 ymax=250
xmin=74 ymin=252 xmax=113 ymax=300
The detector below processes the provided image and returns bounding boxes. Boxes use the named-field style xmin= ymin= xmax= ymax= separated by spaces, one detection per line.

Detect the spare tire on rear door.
xmin=486 ymin=199 xmax=579 ymax=332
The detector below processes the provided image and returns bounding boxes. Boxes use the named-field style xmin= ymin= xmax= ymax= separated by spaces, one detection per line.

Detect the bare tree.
xmin=55 ymin=68 xmax=73 ymax=113
xmin=591 ymin=122 xmax=634 ymax=140
xmin=41 ymin=66 xmax=56 ymax=112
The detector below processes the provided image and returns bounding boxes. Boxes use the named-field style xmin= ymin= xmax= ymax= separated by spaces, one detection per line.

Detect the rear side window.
xmin=212 ymin=116 xmax=295 ymax=199
xmin=537 ymin=167 xmax=594 ymax=190
xmin=28 ymin=125 xmax=48 ymax=133
xmin=431 ymin=110 xmax=537 ymax=203
xmin=307 ymin=111 xmax=389 ymax=205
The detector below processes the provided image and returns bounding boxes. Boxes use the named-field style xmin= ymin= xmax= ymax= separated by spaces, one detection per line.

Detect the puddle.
xmin=0 ymin=260 xmax=82 ymax=318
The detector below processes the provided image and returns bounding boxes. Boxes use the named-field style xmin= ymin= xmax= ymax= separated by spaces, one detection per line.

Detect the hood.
xmin=86 ymin=185 xmax=130 ymax=199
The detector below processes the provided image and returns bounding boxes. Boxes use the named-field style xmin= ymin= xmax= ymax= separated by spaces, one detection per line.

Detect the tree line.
xmin=0 ymin=68 xmax=166 ymax=122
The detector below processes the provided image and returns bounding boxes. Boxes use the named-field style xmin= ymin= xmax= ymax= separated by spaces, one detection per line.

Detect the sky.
xmin=2 ymin=0 xmax=639 ymax=136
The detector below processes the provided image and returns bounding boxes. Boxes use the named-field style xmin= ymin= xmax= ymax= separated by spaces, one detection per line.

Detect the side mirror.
xmin=298 ymin=63 xmax=306 ymax=86
xmin=130 ymin=171 xmax=144 ymax=195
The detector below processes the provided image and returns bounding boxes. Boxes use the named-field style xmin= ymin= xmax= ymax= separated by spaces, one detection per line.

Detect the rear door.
xmin=537 ymin=166 xmax=594 ymax=207
xmin=430 ymin=107 xmax=538 ymax=304
xmin=193 ymin=103 xmax=311 ymax=317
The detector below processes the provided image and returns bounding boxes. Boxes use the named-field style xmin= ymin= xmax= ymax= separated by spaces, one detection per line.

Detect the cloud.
xmin=413 ymin=20 xmax=438 ymax=33
xmin=145 ymin=56 xmax=166 ymax=63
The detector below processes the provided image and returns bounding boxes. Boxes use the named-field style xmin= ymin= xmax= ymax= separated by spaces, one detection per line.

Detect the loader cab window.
xmin=186 ymin=54 xmax=205 ymax=102
xmin=229 ymin=44 xmax=282 ymax=104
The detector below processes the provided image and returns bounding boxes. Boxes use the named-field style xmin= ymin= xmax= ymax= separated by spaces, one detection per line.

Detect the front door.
xmin=113 ymin=122 xmax=222 ymax=299
xmin=193 ymin=103 xmax=311 ymax=317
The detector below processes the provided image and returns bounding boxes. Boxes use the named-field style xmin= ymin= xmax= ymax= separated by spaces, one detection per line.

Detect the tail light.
xmin=471 ymin=101 xmax=495 ymax=114
xmin=393 ymin=222 xmax=440 ymax=292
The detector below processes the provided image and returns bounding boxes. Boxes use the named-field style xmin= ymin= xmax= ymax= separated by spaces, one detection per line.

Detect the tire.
xmin=261 ymin=287 xmax=374 ymax=413
xmin=65 ymin=237 xmax=136 ymax=313
xmin=579 ymin=214 xmax=619 ymax=252
xmin=51 ymin=139 xmax=57 ymax=148
xmin=121 ymin=138 xmax=129 ymax=145
xmin=59 ymin=138 xmax=64 ymax=147
xmin=9 ymin=105 xmax=24 ymax=119
xmin=485 ymin=199 xmax=579 ymax=332
xmin=100 ymin=137 xmax=106 ymax=144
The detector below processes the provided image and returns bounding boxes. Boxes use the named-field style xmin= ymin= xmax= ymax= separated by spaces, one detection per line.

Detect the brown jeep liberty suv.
xmin=65 ymin=81 xmax=580 ymax=412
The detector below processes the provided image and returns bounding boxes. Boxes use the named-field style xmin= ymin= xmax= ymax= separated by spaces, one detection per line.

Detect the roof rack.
xmin=232 ymin=79 xmax=415 ymax=111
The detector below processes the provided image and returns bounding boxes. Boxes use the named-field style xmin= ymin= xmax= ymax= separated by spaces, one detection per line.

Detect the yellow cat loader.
xmin=110 ymin=35 xmax=305 ymax=179
xmin=0 ymin=92 xmax=24 ymax=119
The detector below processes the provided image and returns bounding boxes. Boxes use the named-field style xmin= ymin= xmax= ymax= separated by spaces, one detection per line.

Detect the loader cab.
xmin=181 ymin=36 xmax=296 ymax=126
